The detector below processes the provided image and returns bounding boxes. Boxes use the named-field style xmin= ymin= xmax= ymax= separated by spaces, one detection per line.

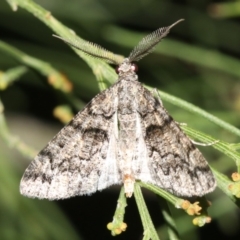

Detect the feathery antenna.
xmin=128 ymin=19 xmax=184 ymax=62
xmin=53 ymin=34 xmax=124 ymax=65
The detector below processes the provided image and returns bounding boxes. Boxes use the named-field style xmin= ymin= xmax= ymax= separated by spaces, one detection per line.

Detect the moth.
xmin=20 ymin=19 xmax=216 ymax=200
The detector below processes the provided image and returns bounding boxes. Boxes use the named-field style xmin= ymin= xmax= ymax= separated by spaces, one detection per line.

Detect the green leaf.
xmin=134 ymin=183 xmax=160 ymax=240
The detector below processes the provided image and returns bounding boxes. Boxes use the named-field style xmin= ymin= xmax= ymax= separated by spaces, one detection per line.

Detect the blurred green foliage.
xmin=1 ymin=0 xmax=240 ymax=239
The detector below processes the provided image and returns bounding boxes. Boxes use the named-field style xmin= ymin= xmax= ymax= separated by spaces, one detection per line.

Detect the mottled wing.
xmin=20 ymin=85 xmax=121 ymax=200
xmin=134 ymin=83 xmax=216 ymax=197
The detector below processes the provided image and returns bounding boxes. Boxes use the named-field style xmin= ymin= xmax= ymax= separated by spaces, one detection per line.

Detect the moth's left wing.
xmin=20 ymin=85 xmax=121 ymax=200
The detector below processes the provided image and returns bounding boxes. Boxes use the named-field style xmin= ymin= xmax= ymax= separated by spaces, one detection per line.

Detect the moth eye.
xmin=131 ymin=63 xmax=138 ymax=72
xmin=115 ymin=66 xmax=120 ymax=74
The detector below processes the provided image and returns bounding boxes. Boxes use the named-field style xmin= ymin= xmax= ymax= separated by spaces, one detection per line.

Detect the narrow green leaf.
xmin=0 ymin=66 xmax=28 ymax=90
xmin=0 ymin=97 xmax=37 ymax=158
xmin=154 ymin=89 xmax=240 ymax=138
xmin=107 ymin=187 xmax=127 ymax=236
xmin=158 ymin=198 xmax=180 ymax=240
xmin=134 ymin=183 xmax=160 ymax=240
xmin=211 ymin=168 xmax=240 ymax=208
xmin=138 ymin=182 xmax=181 ymax=206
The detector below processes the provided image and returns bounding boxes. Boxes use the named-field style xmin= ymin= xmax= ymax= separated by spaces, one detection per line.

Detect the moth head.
xmin=115 ymin=59 xmax=138 ymax=75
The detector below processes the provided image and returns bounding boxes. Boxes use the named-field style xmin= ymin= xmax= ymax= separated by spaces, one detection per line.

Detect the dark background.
xmin=1 ymin=0 xmax=240 ymax=239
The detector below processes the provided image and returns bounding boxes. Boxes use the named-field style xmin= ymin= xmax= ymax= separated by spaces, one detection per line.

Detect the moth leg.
xmin=179 ymin=122 xmax=219 ymax=147
xmin=152 ymin=88 xmax=163 ymax=106
xmin=191 ymin=139 xmax=219 ymax=147
xmin=177 ymin=122 xmax=187 ymax=126
xmin=178 ymin=122 xmax=218 ymax=147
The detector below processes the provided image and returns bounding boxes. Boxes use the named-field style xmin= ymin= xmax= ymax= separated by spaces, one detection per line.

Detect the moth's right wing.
xmin=134 ymin=83 xmax=216 ymax=197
